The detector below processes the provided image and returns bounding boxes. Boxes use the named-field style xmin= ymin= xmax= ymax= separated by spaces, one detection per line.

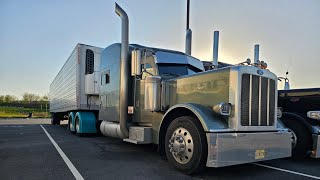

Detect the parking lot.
xmin=0 ymin=119 xmax=319 ymax=180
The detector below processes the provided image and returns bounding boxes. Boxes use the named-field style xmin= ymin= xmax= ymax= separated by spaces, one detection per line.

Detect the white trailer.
xmin=49 ymin=43 xmax=102 ymax=125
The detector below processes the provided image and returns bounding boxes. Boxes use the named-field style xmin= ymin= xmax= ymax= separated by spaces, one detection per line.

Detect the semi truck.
xmin=49 ymin=2 xmax=292 ymax=174
xmin=278 ymin=78 xmax=320 ymax=158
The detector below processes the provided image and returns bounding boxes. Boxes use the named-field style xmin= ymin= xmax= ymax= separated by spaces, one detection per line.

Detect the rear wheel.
xmin=281 ymin=117 xmax=312 ymax=158
xmin=75 ymin=116 xmax=82 ymax=136
xmin=68 ymin=112 xmax=75 ymax=134
xmin=165 ymin=116 xmax=207 ymax=174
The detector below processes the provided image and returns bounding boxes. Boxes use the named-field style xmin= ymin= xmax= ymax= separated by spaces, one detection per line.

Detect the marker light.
xmin=307 ymin=111 xmax=320 ymax=120
xmin=213 ymin=103 xmax=232 ymax=116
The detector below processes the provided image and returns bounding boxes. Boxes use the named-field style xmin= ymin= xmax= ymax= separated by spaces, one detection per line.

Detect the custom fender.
xmin=281 ymin=112 xmax=317 ymax=134
xmin=159 ymin=103 xmax=229 ymax=135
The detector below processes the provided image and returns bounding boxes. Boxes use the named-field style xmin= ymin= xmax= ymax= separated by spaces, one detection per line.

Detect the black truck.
xmin=278 ymin=88 xmax=320 ymax=158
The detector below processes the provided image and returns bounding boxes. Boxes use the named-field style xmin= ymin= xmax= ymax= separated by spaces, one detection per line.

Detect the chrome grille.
xmin=240 ymin=74 xmax=275 ymax=126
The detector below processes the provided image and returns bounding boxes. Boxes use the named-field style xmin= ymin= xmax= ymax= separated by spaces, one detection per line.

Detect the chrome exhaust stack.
xmin=185 ymin=0 xmax=192 ymax=55
xmin=254 ymin=44 xmax=260 ymax=64
xmin=101 ymin=3 xmax=129 ymax=139
xmin=212 ymin=31 xmax=219 ymax=68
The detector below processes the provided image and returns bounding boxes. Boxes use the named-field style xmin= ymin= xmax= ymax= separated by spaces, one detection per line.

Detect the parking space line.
xmin=40 ymin=125 xmax=84 ymax=180
xmin=252 ymin=163 xmax=320 ymax=179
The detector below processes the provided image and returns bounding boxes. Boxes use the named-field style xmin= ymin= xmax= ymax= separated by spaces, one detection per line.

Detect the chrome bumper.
xmin=206 ymin=131 xmax=292 ymax=167
xmin=311 ymin=134 xmax=320 ymax=158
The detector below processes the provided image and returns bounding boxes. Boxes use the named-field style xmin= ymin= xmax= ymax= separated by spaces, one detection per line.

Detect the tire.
xmin=68 ymin=112 xmax=76 ymax=134
xmin=281 ymin=117 xmax=312 ymax=158
xmin=165 ymin=116 xmax=207 ymax=174
xmin=75 ymin=115 xmax=84 ymax=137
xmin=51 ymin=113 xmax=60 ymax=125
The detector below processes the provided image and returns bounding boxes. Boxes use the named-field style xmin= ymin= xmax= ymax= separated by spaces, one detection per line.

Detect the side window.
xmin=101 ymin=70 xmax=110 ymax=85
xmin=105 ymin=74 xmax=110 ymax=84
xmin=85 ymin=49 xmax=94 ymax=75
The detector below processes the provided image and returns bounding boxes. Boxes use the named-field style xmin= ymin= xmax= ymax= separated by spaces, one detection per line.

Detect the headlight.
xmin=213 ymin=102 xmax=231 ymax=116
xmin=307 ymin=111 xmax=320 ymax=120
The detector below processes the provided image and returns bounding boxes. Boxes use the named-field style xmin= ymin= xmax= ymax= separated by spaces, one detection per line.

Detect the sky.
xmin=0 ymin=0 xmax=319 ymax=98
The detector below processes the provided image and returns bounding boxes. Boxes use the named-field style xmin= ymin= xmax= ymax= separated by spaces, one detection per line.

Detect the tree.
xmin=4 ymin=95 xmax=17 ymax=103
xmin=40 ymin=95 xmax=49 ymax=101
xmin=0 ymin=95 xmax=5 ymax=103
xmin=22 ymin=93 xmax=40 ymax=103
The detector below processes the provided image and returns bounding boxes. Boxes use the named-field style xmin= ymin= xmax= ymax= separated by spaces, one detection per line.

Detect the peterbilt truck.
xmin=278 ymin=77 xmax=320 ymax=158
xmin=49 ymin=2 xmax=292 ymax=174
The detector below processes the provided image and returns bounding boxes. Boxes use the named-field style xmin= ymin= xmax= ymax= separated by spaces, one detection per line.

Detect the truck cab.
xmin=98 ymin=39 xmax=292 ymax=173
xmin=278 ymin=88 xmax=320 ymax=158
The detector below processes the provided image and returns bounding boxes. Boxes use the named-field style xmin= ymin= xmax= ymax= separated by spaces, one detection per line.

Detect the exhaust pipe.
xmin=254 ymin=44 xmax=259 ymax=64
xmin=185 ymin=0 xmax=192 ymax=55
xmin=185 ymin=29 xmax=192 ymax=55
xmin=212 ymin=31 xmax=219 ymax=67
xmin=102 ymin=3 xmax=129 ymax=139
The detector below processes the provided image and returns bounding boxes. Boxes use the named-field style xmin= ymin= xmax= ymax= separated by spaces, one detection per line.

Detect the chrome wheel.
xmin=288 ymin=128 xmax=297 ymax=148
xmin=75 ymin=118 xmax=80 ymax=133
xmin=168 ymin=127 xmax=194 ymax=164
xmin=69 ymin=120 xmax=73 ymax=131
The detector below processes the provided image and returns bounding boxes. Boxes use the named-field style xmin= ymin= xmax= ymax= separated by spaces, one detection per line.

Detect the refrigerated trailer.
xmin=49 ymin=2 xmax=292 ymax=174
xmin=49 ymin=44 xmax=103 ymax=127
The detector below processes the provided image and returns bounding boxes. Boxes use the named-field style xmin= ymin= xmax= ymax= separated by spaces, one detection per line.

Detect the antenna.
xmin=186 ymin=0 xmax=190 ymax=30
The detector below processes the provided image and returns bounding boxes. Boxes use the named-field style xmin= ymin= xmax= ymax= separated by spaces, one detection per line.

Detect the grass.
xmin=0 ymin=106 xmax=50 ymax=118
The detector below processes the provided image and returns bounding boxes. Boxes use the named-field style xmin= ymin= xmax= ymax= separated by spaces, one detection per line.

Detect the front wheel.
xmin=165 ymin=116 xmax=207 ymax=174
xmin=281 ymin=117 xmax=312 ymax=158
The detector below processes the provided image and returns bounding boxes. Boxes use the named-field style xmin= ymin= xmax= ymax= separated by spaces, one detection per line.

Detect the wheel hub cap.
xmin=288 ymin=128 xmax=297 ymax=148
xmin=168 ymin=127 xmax=194 ymax=164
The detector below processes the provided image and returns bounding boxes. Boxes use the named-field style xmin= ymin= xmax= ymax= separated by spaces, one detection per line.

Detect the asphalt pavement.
xmin=0 ymin=119 xmax=319 ymax=180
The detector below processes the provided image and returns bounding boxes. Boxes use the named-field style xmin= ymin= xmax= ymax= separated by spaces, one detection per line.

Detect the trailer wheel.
xmin=74 ymin=115 xmax=83 ymax=136
xmin=68 ymin=112 xmax=76 ymax=133
xmin=281 ymin=117 xmax=312 ymax=158
xmin=165 ymin=116 xmax=207 ymax=174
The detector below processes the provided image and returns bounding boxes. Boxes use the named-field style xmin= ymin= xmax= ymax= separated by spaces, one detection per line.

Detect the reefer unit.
xmin=49 ymin=44 xmax=103 ymax=113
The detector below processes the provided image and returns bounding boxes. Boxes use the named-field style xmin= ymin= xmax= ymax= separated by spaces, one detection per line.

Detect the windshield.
xmin=157 ymin=64 xmax=202 ymax=76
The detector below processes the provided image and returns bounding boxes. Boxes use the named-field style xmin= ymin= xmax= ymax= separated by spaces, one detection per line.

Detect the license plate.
xmin=255 ymin=149 xmax=265 ymax=159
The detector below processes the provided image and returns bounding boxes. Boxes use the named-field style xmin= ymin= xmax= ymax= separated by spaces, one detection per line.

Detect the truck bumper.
xmin=206 ymin=131 xmax=292 ymax=167
xmin=311 ymin=134 xmax=320 ymax=158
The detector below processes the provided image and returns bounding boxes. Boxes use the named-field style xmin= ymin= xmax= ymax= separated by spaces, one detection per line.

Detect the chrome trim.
xmin=185 ymin=29 xmax=192 ymax=55
xmin=249 ymin=74 xmax=252 ymax=126
xmin=267 ymin=79 xmax=270 ymax=126
xmin=206 ymin=131 xmax=292 ymax=167
xmin=311 ymin=134 xmax=320 ymax=158
xmin=115 ymin=3 xmax=129 ymax=138
xmin=258 ymin=76 xmax=262 ymax=126
xmin=229 ymin=65 xmax=278 ymax=131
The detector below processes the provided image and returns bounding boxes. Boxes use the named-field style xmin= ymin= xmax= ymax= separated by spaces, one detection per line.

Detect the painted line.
xmin=40 ymin=125 xmax=84 ymax=180
xmin=252 ymin=163 xmax=320 ymax=180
